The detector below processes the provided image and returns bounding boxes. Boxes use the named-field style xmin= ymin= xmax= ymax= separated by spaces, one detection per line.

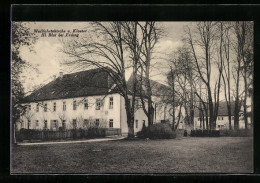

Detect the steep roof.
xmin=23 ymin=68 xmax=172 ymax=103
xmin=23 ymin=68 xmax=115 ymax=103
xmin=194 ymin=101 xmax=237 ymax=117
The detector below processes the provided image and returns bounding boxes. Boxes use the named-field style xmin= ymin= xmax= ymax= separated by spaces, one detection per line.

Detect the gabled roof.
xmin=23 ymin=68 xmax=172 ymax=103
xmin=23 ymin=68 xmax=115 ymax=103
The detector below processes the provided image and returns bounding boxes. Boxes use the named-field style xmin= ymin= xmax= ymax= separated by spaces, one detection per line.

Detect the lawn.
xmin=11 ymin=137 xmax=253 ymax=174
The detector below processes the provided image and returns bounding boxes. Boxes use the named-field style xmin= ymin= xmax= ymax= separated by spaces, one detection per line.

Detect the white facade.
xmin=18 ymin=93 xmax=172 ymax=135
xmin=19 ymin=93 xmax=122 ymax=131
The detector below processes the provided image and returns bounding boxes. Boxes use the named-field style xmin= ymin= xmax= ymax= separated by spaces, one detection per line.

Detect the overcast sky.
xmin=19 ymin=22 xmax=190 ymax=94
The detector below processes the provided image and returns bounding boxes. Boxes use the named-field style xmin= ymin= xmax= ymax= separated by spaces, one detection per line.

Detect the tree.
xmin=11 ymin=22 xmax=37 ymax=144
xmin=136 ymin=21 xmax=163 ymax=126
xmin=185 ymin=22 xmax=219 ymax=130
xmin=62 ymin=22 xmax=138 ymax=138
xmin=167 ymin=46 xmax=197 ymax=130
xmin=221 ymin=22 xmax=233 ymax=130
xmin=240 ymin=22 xmax=253 ymax=130
xmin=232 ymin=21 xmax=253 ymax=130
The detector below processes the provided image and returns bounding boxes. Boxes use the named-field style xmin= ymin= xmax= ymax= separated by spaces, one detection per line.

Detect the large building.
xmin=18 ymin=68 xmax=172 ymax=135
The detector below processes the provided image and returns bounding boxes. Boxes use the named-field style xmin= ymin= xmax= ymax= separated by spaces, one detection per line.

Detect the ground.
xmin=11 ymin=137 xmax=253 ymax=173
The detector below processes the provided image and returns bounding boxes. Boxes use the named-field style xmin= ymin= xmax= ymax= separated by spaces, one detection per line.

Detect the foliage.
xmin=137 ymin=123 xmax=176 ymax=139
xmin=11 ymin=22 xmax=37 ymax=125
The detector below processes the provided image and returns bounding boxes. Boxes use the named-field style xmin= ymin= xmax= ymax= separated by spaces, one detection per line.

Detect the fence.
xmin=16 ymin=128 xmax=121 ymax=142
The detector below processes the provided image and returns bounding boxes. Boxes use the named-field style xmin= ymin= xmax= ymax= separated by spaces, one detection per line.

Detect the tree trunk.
xmin=228 ymin=104 xmax=232 ymax=130
xmin=208 ymin=92 xmax=215 ymax=130
xmin=149 ymin=105 xmax=154 ymax=126
xmin=125 ymin=100 xmax=135 ymax=138
xmin=243 ymin=68 xmax=248 ymax=129
xmin=234 ymin=100 xmax=240 ymax=130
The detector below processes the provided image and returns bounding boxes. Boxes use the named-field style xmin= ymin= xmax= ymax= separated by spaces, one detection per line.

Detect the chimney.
xmin=59 ymin=72 xmax=63 ymax=79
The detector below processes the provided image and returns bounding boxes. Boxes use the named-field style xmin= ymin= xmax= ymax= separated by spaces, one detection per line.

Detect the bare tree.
xmin=221 ymin=22 xmax=233 ymax=130
xmin=232 ymin=21 xmax=250 ymax=130
xmin=240 ymin=22 xmax=253 ymax=130
xmin=136 ymin=21 xmax=163 ymax=126
xmin=61 ymin=22 xmax=138 ymax=138
xmin=185 ymin=22 xmax=219 ymax=130
xmin=167 ymin=46 xmax=196 ymax=130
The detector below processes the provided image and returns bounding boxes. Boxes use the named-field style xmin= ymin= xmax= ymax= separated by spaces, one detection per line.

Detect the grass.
xmin=11 ymin=137 xmax=253 ymax=174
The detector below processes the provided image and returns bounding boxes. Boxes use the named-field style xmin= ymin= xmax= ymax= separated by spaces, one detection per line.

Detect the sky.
xmin=19 ymin=22 xmax=189 ymax=94
xmin=17 ymin=21 xmax=251 ymax=104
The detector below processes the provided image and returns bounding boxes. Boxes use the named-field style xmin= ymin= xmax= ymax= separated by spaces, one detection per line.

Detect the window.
xmin=28 ymin=105 xmax=31 ymax=111
xmin=28 ymin=120 xmax=31 ymax=129
xmin=232 ymin=116 xmax=234 ymax=120
xmin=96 ymin=99 xmax=101 ymax=110
xmin=73 ymin=101 xmax=77 ymax=110
xmin=53 ymin=120 xmax=58 ymax=128
xmin=63 ymin=101 xmax=66 ymax=111
xmin=44 ymin=103 xmax=47 ymax=112
xmin=44 ymin=120 xmax=47 ymax=129
xmin=36 ymin=120 xmax=39 ymax=127
xmin=109 ymin=97 xmax=113 ymax=109
xmin=136 ymin=120 xmax=138 ymax=128
xmin=53 ymin=102 xmax=56 ymax=111
xmin=218 ymin=117 xmax=220 ymax=120
xmin=109 ymin=119 xmax=113 ymax=128
xmin=62 ymin=120 xmax=66 ymax=129
xmin=96 ymin=119 xmax=100 ymax=127
xmin=36 ymin=103 xmax=39 ymax=112
xmin=198 ymin=117 xmax=200 ymax=121
xmin=221 ymin=117 xmax=224 ymax=120
xmin=73 ymin=119 xmax=77 ymax=129
xmin=84 ymin=99 xmax=88 ymax=110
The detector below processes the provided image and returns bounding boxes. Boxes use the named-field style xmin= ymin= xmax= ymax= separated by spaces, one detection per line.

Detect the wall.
xmin=19 ymin=93 xmax=121 ymax=131
xmin=120 ymin=95 xmax=148 ymax=135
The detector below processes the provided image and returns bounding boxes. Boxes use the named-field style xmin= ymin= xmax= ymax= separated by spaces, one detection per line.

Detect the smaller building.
xmin=193 ymin=101 xmax=252 ymax=130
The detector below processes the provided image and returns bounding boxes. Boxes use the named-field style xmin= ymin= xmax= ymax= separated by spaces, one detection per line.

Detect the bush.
xmin=137 ymin=123 xmax=176 ymax=139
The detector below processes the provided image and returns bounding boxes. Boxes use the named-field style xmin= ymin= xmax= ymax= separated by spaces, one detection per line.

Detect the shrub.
xmin=137 ymin=123 xmax=176 ymax=139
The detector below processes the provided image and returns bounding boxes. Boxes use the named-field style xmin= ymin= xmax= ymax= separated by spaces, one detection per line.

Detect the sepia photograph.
xmin=11 ymin=20 xmax=253 ymax=174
